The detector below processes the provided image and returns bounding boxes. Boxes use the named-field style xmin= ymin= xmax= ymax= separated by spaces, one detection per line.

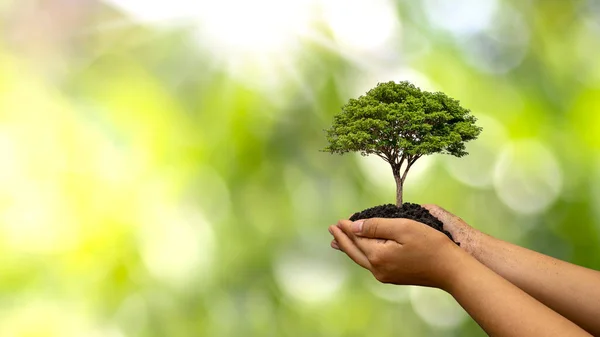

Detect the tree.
xmin=324 ymin=81 xmax=482 ymax=206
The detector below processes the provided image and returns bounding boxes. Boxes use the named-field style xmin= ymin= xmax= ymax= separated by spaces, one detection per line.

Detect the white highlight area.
xmin=320 ymin=0 xmax=400 ymax=53
xmin=444 ymin=115 xmax=509 ymax=188
xmin=0 ymin=300 xmax=115 ymax=337
xmin=493 ymin=139 xmax=562 ymax=215
xmin=103 ymin=0 xmax=318 ymax=88
xmin=458 ymin=3 xmax=530 ymax=74
xmin=0 ymin=128 xmax=78 ymax=255
xmin=424 ymin=0 xmax=498 ymax=37
xmin=367 ymin=279 xmax=411 ymax=303
xmin=104 ymin=0 xmax=315 ymax=55
xmin=102 ymin=0 xmax=200 ymax=23
xmin=139 ymin=206 xmax=215 ymax=288
xmin=274 ymin=249 xmax=347 ymax=304
xmin=2 ymin=183 xmax=78 ymax=254
xmin=410 ymin=286 xmax=468 ymax=329
xmin=0 ymin=130 xmax=21 ymax=185
xmin=197 ymin=0 xmax=314 ymax=54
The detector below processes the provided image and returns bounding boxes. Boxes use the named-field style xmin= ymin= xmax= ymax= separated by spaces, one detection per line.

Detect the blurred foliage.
xmin=0 ymin=0 xmax=599 ymax=336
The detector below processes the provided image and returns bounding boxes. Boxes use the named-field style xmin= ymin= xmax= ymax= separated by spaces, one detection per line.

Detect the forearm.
xmin=469 ymin=232 xmax=600 ymax=335
xmin=446 ymin=247 xmax=591 ymax=337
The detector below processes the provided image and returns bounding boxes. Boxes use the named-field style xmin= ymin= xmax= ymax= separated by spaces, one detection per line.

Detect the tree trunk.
xmin=394 ymin=174 xmax=403 ymax=207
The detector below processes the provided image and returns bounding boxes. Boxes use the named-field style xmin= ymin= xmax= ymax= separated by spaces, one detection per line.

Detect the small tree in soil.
xmin=324 ymin=81 xmax=481 ymax=207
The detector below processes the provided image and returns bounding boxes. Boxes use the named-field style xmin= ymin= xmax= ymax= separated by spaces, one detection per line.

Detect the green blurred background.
xmin=1 ymin=0 xmax=599 ymax=336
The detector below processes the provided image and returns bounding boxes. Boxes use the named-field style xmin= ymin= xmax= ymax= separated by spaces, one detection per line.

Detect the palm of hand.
xmin=331 ymin=218 xmax=463 ymax=290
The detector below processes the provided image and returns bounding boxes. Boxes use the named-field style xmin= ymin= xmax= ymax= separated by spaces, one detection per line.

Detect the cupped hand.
xmin=328 ymin=217 xmax=465 ymax=290
xmin=332 ymin=205 xmax=482 ymax=255
xmin=421 ymin=204 xmax=482 ymax=255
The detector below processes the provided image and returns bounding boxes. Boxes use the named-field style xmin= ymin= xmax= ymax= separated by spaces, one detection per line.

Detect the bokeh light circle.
xmin=584 ymin=0 xmax=600 ymax=31
xmin=367 ymin=279 xmax=411 ymax=303
xmin=0 ymin=300 xmax=106 ymax=337
xmin=444 ymin=114 xmax=509 ymax=188
xmin=139 ymin=206 xmax=215 ymax=288
xmin=274 ymin=248 xmax=347 ymax=304
xmin=458 ymin=3 xmax=529 ymax=74
xmin=410 ymin=286 xmax=468 ymax=329
xmin=493 ymin=139 xmax=562 ymax=214
xmin=1 ymin=182 xmax=78 ymax=254
xmin=424 ymin=0 xmax=498 ymax=37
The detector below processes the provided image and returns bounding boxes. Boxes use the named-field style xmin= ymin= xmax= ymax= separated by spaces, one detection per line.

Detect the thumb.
xmin=352 ymin=218 xmax=402 ymax=241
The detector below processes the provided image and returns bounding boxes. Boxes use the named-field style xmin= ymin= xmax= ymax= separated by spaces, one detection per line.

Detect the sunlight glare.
xmin=104 ymin=0 xmax=314 ymax=56
xmin=197 ymin=0 xmax=314 ymax=55
xmin=102 ymin=0 xmax=200 ymax=23
xmin=321 ymin=0 xmax=400 ymax=53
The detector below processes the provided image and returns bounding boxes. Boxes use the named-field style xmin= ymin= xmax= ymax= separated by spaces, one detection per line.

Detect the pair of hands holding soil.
xmin=328 ymin=205 xmax=464 ymax=290
xmin=328 ymin=205 xmax=600 ymax=337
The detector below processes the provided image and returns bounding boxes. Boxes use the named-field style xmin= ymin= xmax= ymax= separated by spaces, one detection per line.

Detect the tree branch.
xmin=400 ymin=154 xmax=423 ymax=183
xmin=409 ymin=154 xmax=422 ymax=166
xmin=386 ymin=146 xmax=394 ymax=163
xmin=395 ymin=153 xmax=406 ymax=176
xmin=375 ymin=152 xmax=390 ymax=163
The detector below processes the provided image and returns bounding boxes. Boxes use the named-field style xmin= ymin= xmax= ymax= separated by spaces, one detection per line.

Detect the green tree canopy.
xmin=324 ymin=81 xmax=482 ymax=205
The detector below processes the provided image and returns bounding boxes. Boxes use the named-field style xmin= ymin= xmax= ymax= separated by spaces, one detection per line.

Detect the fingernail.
xmin=328 ymin=226 xmax=333 ymax=235
xmin=352 ymin=220 xmax=364 ymax=233
xmin=331 ymin=241 xmax=339 ymax=250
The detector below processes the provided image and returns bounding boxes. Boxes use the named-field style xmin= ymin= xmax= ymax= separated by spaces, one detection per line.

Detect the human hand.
xmin=331 ymin=206 xmax=479 ymax=252
xmin=421 ymin=204 xmax=482 ymax=255
xmin=328 ymin=218 xmax=465 ymax=290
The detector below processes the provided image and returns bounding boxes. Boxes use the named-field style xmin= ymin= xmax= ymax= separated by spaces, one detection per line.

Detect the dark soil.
xmin=349 ymin=203 xmax=458 ymax=245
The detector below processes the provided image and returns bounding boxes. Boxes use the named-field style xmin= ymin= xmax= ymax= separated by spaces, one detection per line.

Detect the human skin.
xmin=421 ymin=204 xmax=600 ymax=336
xmin=328 ymin=218 xmax=591 ymax=337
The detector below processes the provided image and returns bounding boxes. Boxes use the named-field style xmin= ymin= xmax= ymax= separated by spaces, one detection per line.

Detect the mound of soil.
xmin=349 ymin=203 xmax=458 ymax=245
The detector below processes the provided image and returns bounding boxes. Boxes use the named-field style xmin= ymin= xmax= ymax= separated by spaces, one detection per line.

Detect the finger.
xmin=337 ymin=220 xmax=394 ymax=256
xmin=348 ymin=218 xmax=412 ymax=242
xmin=328 ymin=227 xmax=341 ymax=250
xmin=330 ymin=225 xmax=371 ymax=270
xmin=337 ymin=220 xmax=373 ymax=241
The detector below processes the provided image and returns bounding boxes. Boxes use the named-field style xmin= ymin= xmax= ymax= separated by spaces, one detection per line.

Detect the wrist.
xmin=442 ymin=250 xmax=502 ymax=311
xmin=460 ymin=227 xmax=484 ymax=257
xmin=437 ymin=242 xmax=474 ymax=292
